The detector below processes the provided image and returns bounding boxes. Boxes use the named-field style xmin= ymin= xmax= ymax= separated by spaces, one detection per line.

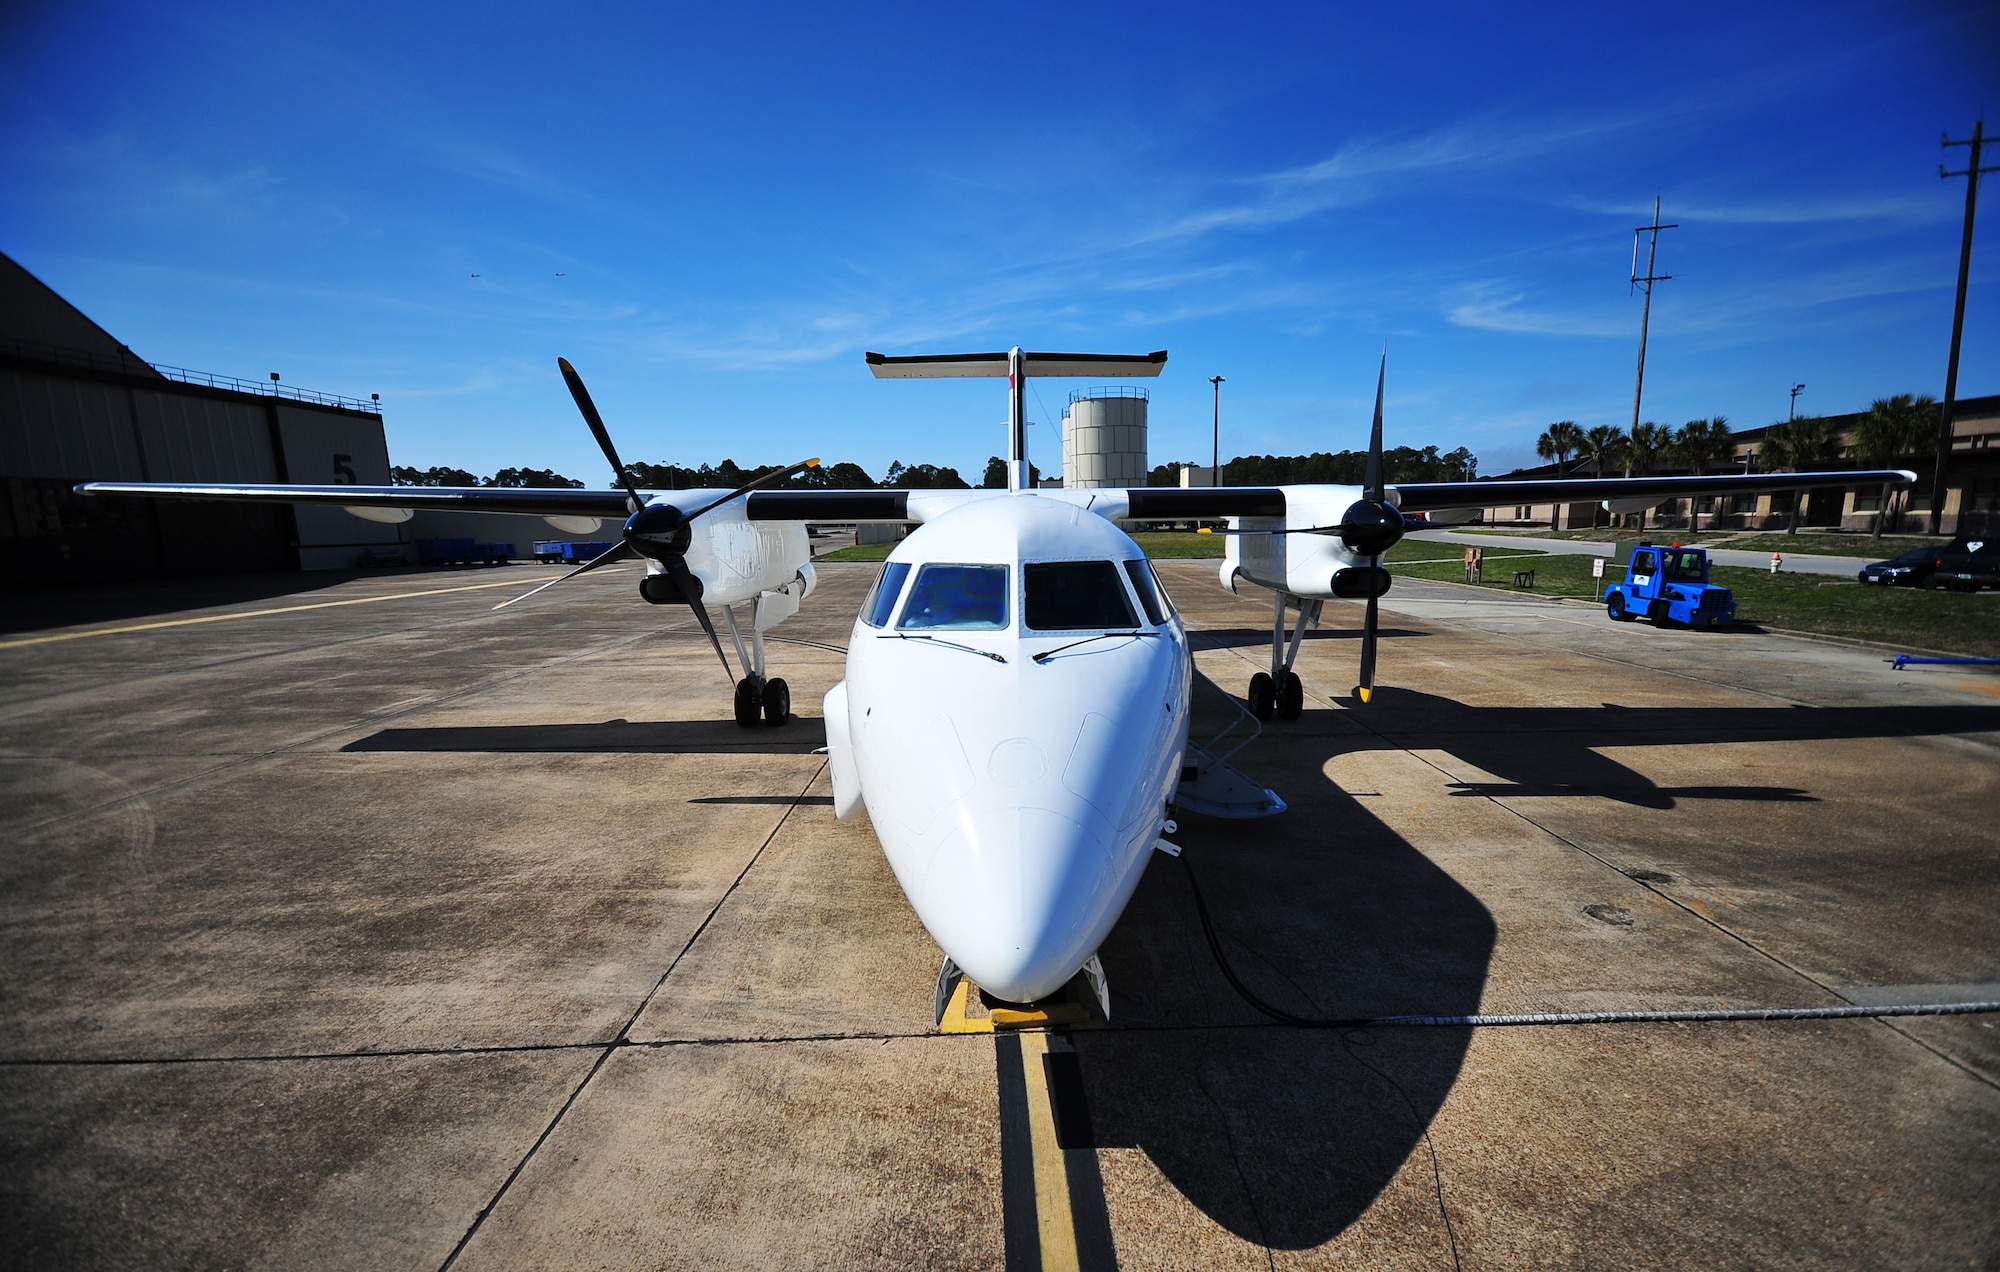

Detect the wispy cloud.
xmin=1126 ymin=109 xmax=1650 ymax=247
xmin=1562 ymin=192 xmax=1952 ymax=226
xmin=1445 ymin=281 xmax=1631 ymax=338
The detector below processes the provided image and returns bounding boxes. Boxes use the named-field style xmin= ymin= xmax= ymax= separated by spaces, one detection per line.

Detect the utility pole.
xmin=1790 ymin=383 xmax=1805 ymax=421
xmin=1930 ymin=120 xmax=1996 ymax=534
xmin=1629 ymin=196 xmax=1678 ymax=436
xmin=1209 ymin=375 xmax=1225 ymax=487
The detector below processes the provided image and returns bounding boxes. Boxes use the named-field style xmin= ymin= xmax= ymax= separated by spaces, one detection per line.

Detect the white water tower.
xmin=1062 ymin=386 xmax=1149 ymax=488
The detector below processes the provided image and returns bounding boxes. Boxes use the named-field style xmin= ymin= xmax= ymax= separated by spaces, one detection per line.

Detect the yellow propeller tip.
xmin=1358 ymin=686 xmax=1372 ymax=703
xmin=1197 ymin=527 xmax=1212 ymax=534
xmin=807 ymin=457 xmax=822 ymax=468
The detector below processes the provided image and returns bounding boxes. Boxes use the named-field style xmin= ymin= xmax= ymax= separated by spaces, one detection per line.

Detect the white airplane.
xmin=79 ymin=349 xmax=1914 ymax=1016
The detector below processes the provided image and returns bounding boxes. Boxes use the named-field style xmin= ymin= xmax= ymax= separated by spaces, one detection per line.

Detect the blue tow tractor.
xmin=1604 ymin=542 xmax=1736 ymax=629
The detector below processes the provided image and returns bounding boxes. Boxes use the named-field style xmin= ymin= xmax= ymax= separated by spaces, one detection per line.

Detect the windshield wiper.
xmin=881 ymin=633 xmax=1007 ymax=664
xmin=1032 ymin=630 xmax=1156 ymax=663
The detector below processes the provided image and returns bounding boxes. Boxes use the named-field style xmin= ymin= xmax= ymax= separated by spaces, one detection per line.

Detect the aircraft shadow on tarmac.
xmin=340 ymin=717 xmax=828 ymax=755
xmin=1064 ymin=679 xmax=2000 ymax=1251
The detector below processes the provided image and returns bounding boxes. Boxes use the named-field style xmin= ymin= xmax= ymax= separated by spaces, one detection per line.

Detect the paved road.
xmin=1409 ymin=527 xmax=1886 ymax=578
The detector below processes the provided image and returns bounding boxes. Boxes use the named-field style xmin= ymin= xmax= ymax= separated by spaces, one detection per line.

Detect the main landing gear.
xmin=1247 ymin=592 xmax=1319 ymax=721
xmin=719 ymin=592 xmax=798 ymax=729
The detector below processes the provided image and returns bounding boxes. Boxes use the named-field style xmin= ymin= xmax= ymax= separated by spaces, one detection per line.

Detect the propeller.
xmin=1196 ymin=352 xmax=1402 ymax=702
xmin=1347 ymin=351 xmax=1401 ymax=704
xmin=497 ymin=357 xmax=820 ymax=683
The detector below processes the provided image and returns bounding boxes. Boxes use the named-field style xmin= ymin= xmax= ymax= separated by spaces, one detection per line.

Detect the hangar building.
xmin=0 ymin=251 xmax=400 ymax=586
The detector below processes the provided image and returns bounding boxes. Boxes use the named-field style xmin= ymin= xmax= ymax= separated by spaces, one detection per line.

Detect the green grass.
xmin=824 ymin=526 xmax=1993 ymax=654
xmin=1711 ymin=568 xmax=1998 ymax=655
xmin=1129 ymin=531 xmax=1226 ymax=558
xmin=813 ymin=543 xmax=894 ymax=561
xmin=1396 ymin=547 xmax=1997 ymax=655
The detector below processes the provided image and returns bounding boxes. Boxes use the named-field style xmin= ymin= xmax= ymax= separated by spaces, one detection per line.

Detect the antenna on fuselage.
xmin=862 ymin=347 xmax=1169 ymax=493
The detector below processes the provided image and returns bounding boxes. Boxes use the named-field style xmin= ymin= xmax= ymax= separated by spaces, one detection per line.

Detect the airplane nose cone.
xmin=924 ymin=803 xmax=1113 ymax=1003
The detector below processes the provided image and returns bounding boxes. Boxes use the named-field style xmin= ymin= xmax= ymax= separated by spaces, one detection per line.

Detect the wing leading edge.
xmin=75 ymin=482 xmax=636 ymax=518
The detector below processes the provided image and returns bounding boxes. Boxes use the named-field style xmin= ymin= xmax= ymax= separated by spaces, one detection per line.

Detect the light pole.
xmin=1209 ymin=375 xmax=1225 ymax=486
xmin=1789 ymin=383 xmax=1805 ymax=421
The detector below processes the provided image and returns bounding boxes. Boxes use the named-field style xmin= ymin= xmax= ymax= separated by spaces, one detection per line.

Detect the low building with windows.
xmin=1468 ymin=395 xmax=2000 ymax=536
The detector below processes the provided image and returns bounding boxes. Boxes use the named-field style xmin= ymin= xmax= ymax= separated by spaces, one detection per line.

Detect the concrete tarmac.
xmin=2 ymin=559 xmax=1997 ymax=1269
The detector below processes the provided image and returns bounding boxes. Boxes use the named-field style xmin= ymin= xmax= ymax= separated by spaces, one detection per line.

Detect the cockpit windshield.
xmin=1025 ymin=561 xmax=1138 ymax=631
xmin=1122 ymin=559 xmax=1167 ymax=625
xmin=897 ymin=564 xmax=1009 ymax=631
xmin=862 ymin=561 xmax=910 ymax=628
xmin=1663 ymin=551 xmax=1706 ymax=582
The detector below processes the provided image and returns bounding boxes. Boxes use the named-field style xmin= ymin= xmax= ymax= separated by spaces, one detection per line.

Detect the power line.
xmin=1929 ymin=119 xmax=1997 ymax=535
xmin=1629 ymin=196 xmax=1678 ymax=435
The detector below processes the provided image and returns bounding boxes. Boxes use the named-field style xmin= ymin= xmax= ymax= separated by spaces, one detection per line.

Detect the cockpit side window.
xmin=1122 ymin=559 xmax=1167 ymax=625
xmin=1025 ymin=561 xmax=1138 ymax=631
xmin=898 ymin=564 xmax=1009 ymax=630
xmin=862 ymin=560 xmax=911 ymax=628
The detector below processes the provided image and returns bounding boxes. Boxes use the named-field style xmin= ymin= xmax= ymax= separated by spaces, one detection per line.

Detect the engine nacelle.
xmin=1330 ymin=566 xmax=1392 ymax=598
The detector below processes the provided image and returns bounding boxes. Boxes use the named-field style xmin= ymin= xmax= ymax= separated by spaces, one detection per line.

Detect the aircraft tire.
xmin=733 ymin=677 xmax=762 ymax=729
xmin=762 ymin=677 xmax=791 ymax=726
xmin=1247 ymin=672 xmax=1276 ymax=721
xmin=1277 ymin=672 xmax=1304 ymax=720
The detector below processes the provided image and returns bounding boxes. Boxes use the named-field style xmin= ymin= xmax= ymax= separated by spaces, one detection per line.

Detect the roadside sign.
xmin=1592 ymin=557 xmax=1605 ymax=578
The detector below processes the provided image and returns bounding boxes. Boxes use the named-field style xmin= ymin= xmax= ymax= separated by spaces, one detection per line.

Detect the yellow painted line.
xmin=0 ymin=575 xmax=585 ymax=651
xmin=1019 ymin=1030 xmax=1081 ymax=1272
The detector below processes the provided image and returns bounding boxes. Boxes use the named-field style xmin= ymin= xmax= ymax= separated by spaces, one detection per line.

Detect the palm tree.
xmin=1624 ymin=421 xmax=1670 ymax=528
xmin=1671 ymin=417 xmax=1735 ymax=532
xmin=1535 ymin=420 xmax=1585 ymax=529
xmin=1759 ymin=416 xmax=1837 ymax=534
xmin=1853 ymin=394 xmax=1935 ymax=538
xmin=1579 ymin=424 xmax=1626 ymax=527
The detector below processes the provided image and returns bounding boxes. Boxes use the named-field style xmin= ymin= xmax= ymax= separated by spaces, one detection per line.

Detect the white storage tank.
xmin=1062 ymin=386 xmax=1148 ymax=489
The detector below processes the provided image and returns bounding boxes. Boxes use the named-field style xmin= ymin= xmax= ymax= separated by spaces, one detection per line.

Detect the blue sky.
xmin=3 ymin=1 xmax=1996 ymax=482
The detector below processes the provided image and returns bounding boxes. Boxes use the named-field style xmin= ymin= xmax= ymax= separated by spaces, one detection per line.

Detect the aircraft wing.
xmin=1388 ymin=468 xmax=1916 ymax=514
xmin=75 ymin=481 xmax=637 ymax=517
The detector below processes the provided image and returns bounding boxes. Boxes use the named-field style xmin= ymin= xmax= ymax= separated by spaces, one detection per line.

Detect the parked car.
xmin=1857 ymin=545 xmax=1939 ymax=587
xmin=1925 ymin=537 xmax=2000 ymax=592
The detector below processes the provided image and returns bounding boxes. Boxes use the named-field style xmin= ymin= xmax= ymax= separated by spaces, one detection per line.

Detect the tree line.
xmin=392 ymin=456 xmax=1049 ymax=492
xmin=1147 ymin=445 xmax=1479 ymax=488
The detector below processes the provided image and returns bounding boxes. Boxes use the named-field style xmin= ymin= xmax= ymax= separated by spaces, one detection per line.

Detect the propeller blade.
xmin=681 ymin=456 xmax=822 ymax=522
xmin=492 ymin=540 xmax=634 ymax=609
xmin=558 ymin=357 xmax=646 ymax=511
xmin=1356 ymin=562 xmax=1380 ymax=704
xmin=1363 ymin=348 xmax=1386 ymax=504
xmin=664 ymin=554 xmax=734 ymax=681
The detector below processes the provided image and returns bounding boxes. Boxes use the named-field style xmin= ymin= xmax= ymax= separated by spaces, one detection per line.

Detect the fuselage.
xmin=825 ymin=493 xmax=1192 ymax=1003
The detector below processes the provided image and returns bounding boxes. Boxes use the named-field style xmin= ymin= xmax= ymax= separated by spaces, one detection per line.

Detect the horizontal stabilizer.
xmin=865 ymin=350 xmax=1167 ymax=379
